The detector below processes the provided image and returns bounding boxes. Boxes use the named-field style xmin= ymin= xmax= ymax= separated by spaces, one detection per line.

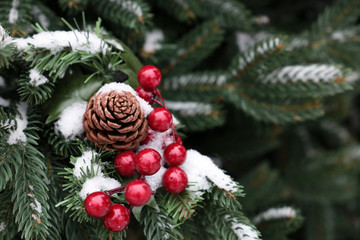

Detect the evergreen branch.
xmin=95 ymin=219 xmax=126 ymax=240
xmin=0 ymin=190 xmax=18 ymax=240
xmin=161 ymin=21 xmax=225 ymax=76
xmin=91 ymin=0 xmax=151 ymax=31
xmin=229 ymin=37 xmax=285 ymax=82
xmin=0 ymin=0 xmax=34 ymax=36
xmin=226 ymin=89 xmax=325 ymax=123
xmin=152 ymin=0 xmax=195 ymax=23
xmin=189 ymin=0 xmax=252 ymax=29
xmin=140 ymin=205 xmax=183 ymax=240
xmin=17 ymin=73 xmax=55 ymax=105
xmin=10 ymin=106 xmax=52 ymax=240
xmin=253 ymin=207 xmax=304 ymax=240
xmin=0 ymin=42 xmax=15 ymax=69
xmin=45 ymin=126 xmax=82 ymax=158
xmin=58 ymin=0 xmax=90 ymax=15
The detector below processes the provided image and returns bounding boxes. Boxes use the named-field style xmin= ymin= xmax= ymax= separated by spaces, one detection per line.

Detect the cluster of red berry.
xmin=83 ymin=65 xmax=189 ymax=232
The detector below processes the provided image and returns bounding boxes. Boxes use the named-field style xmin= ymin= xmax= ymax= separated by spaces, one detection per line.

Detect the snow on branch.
xmin=262 ymin=64 xmax=343 ymax=83
xmin=8 ymin=0 xmax=19 ymax=24
xmin=143 ymin=29 xmax=164 ymax=52
xmin=7 ymin=102 xmax=28 ymax=145
xmin=226 ymin=215 xmax=260 ymax=240
xmin=0 ymin=25 xmax=12 ymax=48
xmin=28 ymin=185 xmax=43 ymax=224
xmin=252 ymin=206 xmax=296 ymax=225
xmin=181 ymin=150 xmax=238 ymax=198
xmin=165 ymin=100 xmax=213 ymax=116
xmin=54 ymin=101 xmax=87 ymax=139
xmin=163 ymin=73 xmax=227 ymax=90
xmin=109 ymin=0 xmax=143 ymax=17
xmin=29 ymin=69 xmax=49 ymax=86
xmin=14 ymin=30 xmax=110 ymax=54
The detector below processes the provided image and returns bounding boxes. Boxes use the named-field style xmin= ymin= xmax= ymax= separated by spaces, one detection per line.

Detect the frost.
xmin=180 ymin=150 xmax=237 ymax=198
xmin=0 ymin=97 xmax=10 ymax=107
xmin=32 ymin=6 xmax=50 ymax=28
xmin=97 ymin=82 xmax=153 ymax=117
xmin=7 ymin=102 xmax=28 ymax=145
xmin=236 ymin=31 xmax=269 ymax=51
xmin=54 ymin=101 xmax=87 ymax=139
xmin=252 ymin=207 xmax=296 ymax=225
xmin=165 ymin=100 xmax=213 ymax=116
xmin=14 ymin=30 xmax=110 ymax=54
xmin=73 ymin=150 xmax=102 ymax=179
xmin=79 ymin=176 xmax=121 ymax=200
xmin=143 ymin=29 xmax=164 ymax=52
xmin=29 ymin=69 xmax=48 ymax=86
xmin=9 ymin=0 xmax=19 ymax=24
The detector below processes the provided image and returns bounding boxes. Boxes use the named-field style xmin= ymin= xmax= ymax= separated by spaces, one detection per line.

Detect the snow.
xmin=165 ymin=100 xmax=213 ymax=116
xmin=346 ymin=72 xmax=360 ymax=83
xmin=163 ymin=74 xmax=227 ymax=90
xmin=145 ymin=166 xmax=167 ymax=190
xmin=0 ymin=76 xmax=5 ymax=86
xmin=32 ymin=6 xmax=50 ymax=28
xmin=54 ymin=101 xmax=87 ymax=139
xmin=138 ymin=129 xmax=171 ymax=158
xmin=8 ymin=0 xmax=19 ymax=24
xmin=236 ymin=31 xmax=269 ymax=52
xmin=0 ymin=97 xmax=10 ymax=107
xmin=73 ymin=150 xmax=102 ymax=179
xmin=28 ymin=191 xmax=42 ymax=223
xmin=262 ymin=65 xmax=342 ymax=83
xmin=331 ymin=29 xmax=356 ymax=42
xmin=97 ymin=82 xmax=153 ymax=117
xmin=143 ymin=29 xmax=164 ymax=52
xmin=43 ymin=178 xmax=51 ymax=185
xmin=0 ymin=222 xmax=5 ymax=232
xmin=79 ymin=176 xmax=121 ymax=200
xmin=7 ymin=103 xmax=28 ymax=145
xmin=228 ymin=218 xmax=259 ymax=240
xmin=29 ymin=69 xmax=48 ymax=86
xmin=104 ymin=38 xmax=124 ymax=51
xmin=14 ymin=30 xmax=110 ymax=54
xmin=180 ymin=150 xmax=237 ymax=198
xmin=0 ymin=25 xmax=12 ymax=48
xmin=109 ymin=0 xmax=143 ymax=17
xmin=252 ymin=207 xmax=296 ymax=225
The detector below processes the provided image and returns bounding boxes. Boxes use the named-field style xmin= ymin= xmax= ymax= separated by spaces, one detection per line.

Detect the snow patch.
xmin=97 ymin=82 xmax=153 ymax=117
xmin=145 ymin=166 xmax=167 ymax=190
xmin=0 ymin=222 xmax=5 ymax=232
xmin=104 ymin=38 xmax=124 ymax=51
xmin=73 ymin=150 xmax=102 ymax=179
xmin=28 ymin=188 xmax=42 ymax=223
xmin=253 ymin=207 xmax=296 ymax=225
xmin=7 ymin=102 xmax=28 ymax=145
xmin=0 ymin=97 xmax=10 ymax=107
xmin=32 ymin=6 xmax=50 ymax=28
xmin=54 ymin=101 xmax=87 ymax=139
xmin=143 ymin=29 xmax=164 ymax=52
xmin=8 ymin=0 xmax=19 ymax=24
xmin=180 ymin=150 xmax=237 ymax=198
xmin=228 ymin=219 xmax=259 ymax=240
xmin=165 ymin=100 xmax=213 ymax=116
xmin=14 ymin=30 xmax=110 ymax=54
xmin=79 ymin=176 xmax=121 ymax=200
xmin=236 ymin=31 xmax=269 ymax=52
xmin=109 ymin=0 xmax=143 ymax=17
xmin=29 ymin=69 xmax=48 ymax=86
xmin=0 ymin=76 xmax=5 ymax=86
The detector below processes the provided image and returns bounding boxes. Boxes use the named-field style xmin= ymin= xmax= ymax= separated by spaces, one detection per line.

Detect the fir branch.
xmin=0 ymin=190 xmax=18 ymax=240
xmin=45 ymin=126 xmax=82 ymax=158
xmin=189 ymin=0 xmax=252 ymax=29
xmin=91 ymin=0 xmax=151 ymax=31
xmin=0 ymin=0 xmax=33 ymax=36
xmin=58 ymin=0 xmax=90 ymax=15
xmin=17 ymin=73 xmax=55 ymax=105
xmin=152 ymin=0 xmax=195 ymax=23
xmin=140 ymin=205 xmax=183 ymax=240
xmin=161 ymin=21 xmax=225 ymax=76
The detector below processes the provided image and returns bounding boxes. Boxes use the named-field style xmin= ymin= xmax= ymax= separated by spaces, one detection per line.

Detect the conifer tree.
xmin=0 ymin=0 xmax=359 ymax=239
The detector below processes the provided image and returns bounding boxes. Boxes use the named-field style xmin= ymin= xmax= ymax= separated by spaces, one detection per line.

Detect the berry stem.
xmin=138 ymin=174 xmax=145 ymax=180
xmin=105 ymin=186 xmax=126 ymax=196
xmin=153 ymin=98 xmax=165 ymax=107
xmin=155 ymin=90 xmax=166 ymax=108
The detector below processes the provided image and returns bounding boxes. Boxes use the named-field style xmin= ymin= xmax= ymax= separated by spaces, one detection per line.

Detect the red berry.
xmin=162 ymin=167 xmax=188 ymax=193
xmin=125 ymin=179 xmax=152 ymax=206
xmin=164 ymin=143 xmax=187 ymax=166
xmin=103 ymin=204 xmax=130 ymax=232
xmin=84 ymin=192 xmax=111 ymax=218
xmin=137 ymin=65 xmax=161 ymax=90
xmin=141 ymin=128 xmax=155 ymax=145
xmin=136 ymin=85 xmax=155 ymax=104
xmin=148 ymin=108 xmax=172 ymax=132
xmin=114 ymin=151 xmax=137 ymax=177
xmin=135 ymin=148 xmax=161 ymax=175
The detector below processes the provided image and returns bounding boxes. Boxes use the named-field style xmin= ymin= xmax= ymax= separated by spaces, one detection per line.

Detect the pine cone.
xmin=83 ymin=90 xmax=148 ymax=151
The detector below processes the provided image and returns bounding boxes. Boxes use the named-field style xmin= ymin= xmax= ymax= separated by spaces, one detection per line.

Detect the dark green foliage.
xmin=17 ymin=74 xmax=55 ymax=105
xmin=152 ymin=0 xmax=195 ymax=23
xmin=0 ymin=0 xmax=33 ymax=36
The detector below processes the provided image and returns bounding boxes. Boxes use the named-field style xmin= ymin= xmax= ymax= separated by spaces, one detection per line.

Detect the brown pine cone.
xmin=83 ymin=90 xmax=148 ymax=151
